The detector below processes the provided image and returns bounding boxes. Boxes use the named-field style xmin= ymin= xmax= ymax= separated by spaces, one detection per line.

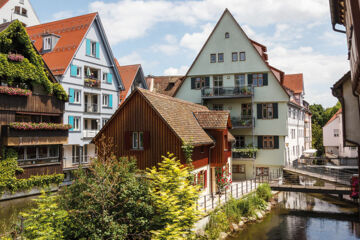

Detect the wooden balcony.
xmin=231 ymin=116 xmax=253 ymax=128
xmin=201 ymin=86 xmax=253 ymax=99
xmin=0 ymin=94 xmax=64 ymax=114
xmin=1 ymin=125 xmax=68 ymax=146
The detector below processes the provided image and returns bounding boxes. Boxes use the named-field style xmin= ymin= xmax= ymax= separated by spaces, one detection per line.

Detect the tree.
xmin=59 ymin=136 xmax=155 ymax=240
xmin=147 ymin=153 xmax=201 ymax=240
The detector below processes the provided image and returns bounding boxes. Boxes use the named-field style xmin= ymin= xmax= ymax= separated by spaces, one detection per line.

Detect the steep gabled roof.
xmin=193 ymin=111 xmax=231 ymax=129
xmin=0 ymin=0 xmax=8 ymax=9
xmin=283 ymin=73 xmax=304 ymax=94
xmin=325 ymin=108 xmax=342 ymax=127
xmin=116 ymin=61 xmax=141 ymax=97
xmin=146 ymin=75 xmax=183 ymax=96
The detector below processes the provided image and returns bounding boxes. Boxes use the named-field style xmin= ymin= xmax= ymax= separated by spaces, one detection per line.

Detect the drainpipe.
xmin=209 ymin=142 xmax=215 ymax=195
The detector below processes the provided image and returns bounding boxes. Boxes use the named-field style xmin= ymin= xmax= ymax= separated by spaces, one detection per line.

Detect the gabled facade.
xmin=174 ymin=9 xmax=296 ymax=180
xmin=93 ymin=88 xmax=234 ymax=194
xmin=26 ymin=13 xmax=124 ymax=178
xmin=0 ymin=0 xmax=40 ymax=26
xmin=0 ymin=20 xmax=68 ymax=178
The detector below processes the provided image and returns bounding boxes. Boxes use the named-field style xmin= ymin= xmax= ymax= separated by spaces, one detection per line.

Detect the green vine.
xmin=0 ymin=20 xmax=68 ymax=101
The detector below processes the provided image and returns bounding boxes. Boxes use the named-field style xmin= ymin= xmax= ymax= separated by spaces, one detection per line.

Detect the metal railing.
xmin=84 ymin=78 xmax=101 ymax=88
xmin=232 ymin=148 xmax=257 ymax=159
xmin=63 ymin=155 xmax=95 ymax=169
xmin=231 ymin=116 xmax=253 ymax=128
xmin=17 ymin=156 xmax=60 ymax=166
xmin=83 ymin=130 xmax=99 ymax=138
xmin=84 ymin=103 xmax=99 ymax=113
xmin=201 ymin=86 xmax=253 ymax=98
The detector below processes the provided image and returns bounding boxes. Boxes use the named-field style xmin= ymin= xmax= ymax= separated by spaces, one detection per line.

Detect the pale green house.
xmin=174 ymin=9 xmax=290 ymax=180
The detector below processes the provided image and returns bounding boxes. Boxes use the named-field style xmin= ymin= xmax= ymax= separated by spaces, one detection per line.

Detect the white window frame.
xmin=218 ymin=53 xmax=224 ymax=62
xmin=102 ymin=72 xmax=107 ymax=82
xmin=102 ymin=94 xmax=109 ymax=107
xmin=76 ymin=66 xmax=81 ymax=77
xmin=132 ymin=132 xmax=144 ymax=150
xmin=334 ymin=129 xmax=339 ymax=137
xmin=43 ymin=36 xmax=51 ymax=50
xmin=73 ymin=117 xmax=80 ymax=131
xmin=91 ymin=41 xmax=97 ymax=57
xmin=74 ymin=90 xmax=81 ymax=104
xmin=102 ymin=118 xmax=109 ymax=127
xmin=239 ymin=52 xmax=246 ymax=61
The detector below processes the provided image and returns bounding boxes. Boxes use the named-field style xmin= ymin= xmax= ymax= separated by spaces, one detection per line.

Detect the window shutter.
xmin=263 ymin=73 xmax=268 ymax=86
xmin=107 ymin=73 xmax=113 ymax=84
xmin=70 ymin=65 xmax=77 ymax=77
xmin=109 ymin=94 xmax=113 ymax=108
xmin=257 ymin=136 xmax=263 ymax=149
xmin=257 ymin=104 xmax=262 ymax=119
xmin=86 ymin=39 xmax=91 ymax=56
xmin=274 ymin=136 xmax=279 ymax=149
xmin=205 ymin=77 xmax=210 ymax=87
xmin=273 ymin=103 xmax=278 ymax=119
xmin=247 ymin=74 xmax=253 ymax=85
xmin=191 ymin=77 xmax=196 ymax=89
xmin=204 ymin=170 xmax=207 ymax=188
xmin=69 ymin=88 xmax=74 ymax=103
xmin=68 ymin=116 xmax=74 ymax=131
xmin=124 ymin=131 xmax=132 ymax=150
xmin=143 ymin=131 xmax=150 ymax=149
xmin=96 ymin=42 xmax=100 ymax=58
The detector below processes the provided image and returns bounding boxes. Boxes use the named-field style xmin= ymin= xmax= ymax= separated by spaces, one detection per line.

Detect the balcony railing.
xmin=63 ymin=155 xmax=95 ymax=169
xmin=201 ymin=86 xmax=253 ymax=98
xmin=231 ymin=116 xmax=253 ymax=128
xmin=84 ymin=103 xmax=99 ymax=113
xmin=17 ymin=156 xmax=60 ymax=166
xmin=232 ymin=148 xmax=257 ymax=159
xmin=84 ymin=78 xmax=101 ymax=88
xmin=83 ymin=130 xmax=99 ymax=138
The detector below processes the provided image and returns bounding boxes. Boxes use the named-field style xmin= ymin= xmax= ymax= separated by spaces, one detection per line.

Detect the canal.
xmin=228 ymin=191 xmax=360 ymax=240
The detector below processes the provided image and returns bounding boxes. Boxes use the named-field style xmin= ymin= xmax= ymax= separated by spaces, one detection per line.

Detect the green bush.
xmin=256 ymin=183 xmax=272 ymax=202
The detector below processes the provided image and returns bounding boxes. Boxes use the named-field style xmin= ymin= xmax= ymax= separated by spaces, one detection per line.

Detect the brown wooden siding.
xmin=206 ymin=129 xmax=228 ymax=167
xmin=192 ymin=146 xmax=209 ymax=169
xmin=99 ymin=92 xmax=184 ymax=170
xmin=17 ymin=163 xmax=63 ymax=179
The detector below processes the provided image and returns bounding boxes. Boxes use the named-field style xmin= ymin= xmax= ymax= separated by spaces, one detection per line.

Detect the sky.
xmin=30 ymin=0 xmax=349 ymax=107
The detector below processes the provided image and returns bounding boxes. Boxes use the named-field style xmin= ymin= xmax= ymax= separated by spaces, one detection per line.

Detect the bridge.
xmin=269 ymin=184 xmax=350 ymax=195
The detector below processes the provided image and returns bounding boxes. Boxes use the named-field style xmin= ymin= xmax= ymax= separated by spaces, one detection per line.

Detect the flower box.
xmin=9 ymin=122 xmax=72 ymax=131
xmin=0 ymin=86 xmax=32 ymax=96
xmin=7 ymin=53 xmax=24 ymax=62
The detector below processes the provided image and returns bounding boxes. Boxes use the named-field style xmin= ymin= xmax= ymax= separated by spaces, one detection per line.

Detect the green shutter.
xmin=273 ymin=103 xmax=278 ymax=119
xmin=109 ymin=94 xmax=113 ymax=108
xmin=257 ymin=104 xmax=262 ymax=119
xmin=96 ymin=42 xmax=100 ymax=58
xmin=86 ymin=39 xmax=91 ymax=56
xmin=247 ymin=74 xmax=253 ymax=85
xmin=68 ymin=116 xmax=74 ymax=131
xmin=107 ymin=73 xmax=113 ymax=84
xmin=257 ymin=136 xmax=263 ymax=149
xmin=191 ymin=78 xmax=195 ymax=89
xmin=263 ymin=73 xmax=268 ymax=86
xmin=69 ymin=88 xmax=74 ymax=103
xmin=274 ymin=136 xmax=279 ymax=149
xmin=70 ymin=65 xmax=77 ymax=77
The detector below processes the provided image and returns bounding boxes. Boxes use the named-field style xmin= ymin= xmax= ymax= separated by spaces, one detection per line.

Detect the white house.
xmin=323 ymin=109 xmax=358 ymax=158
xmin=0 ymin=0 xmax=40 ymax=26
xmin=26 ymin=13 xmax=125 ymax=179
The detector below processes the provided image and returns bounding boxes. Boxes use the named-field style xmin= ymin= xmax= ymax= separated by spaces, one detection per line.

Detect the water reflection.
xmin=229 ymin=192 xmax=360 ymax=240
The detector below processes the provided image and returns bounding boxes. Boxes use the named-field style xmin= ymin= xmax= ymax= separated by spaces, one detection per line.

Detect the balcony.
xmin=84 ymin=103 xmax=99 ymax=113
xmin=232 ymin=148 xmax=257 ymax=160
xmin=17 ymin=157 xmax=61 ymax=167
xmin=1 ymin=125 xmax=68 ymax=146
xmin=231 ymin=116 xmax=253 ymax=128
xmin=84 ymin=78 xmax=101 ymax=89
xmin=201 ymin=86 xmax=253 ymax=99
xmin=83 ymin=129 xmax=99 ymax=138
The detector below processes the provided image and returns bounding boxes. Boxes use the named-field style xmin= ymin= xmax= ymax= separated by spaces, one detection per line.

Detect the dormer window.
xmin=21 ymin=8 xmax=27 ymax=17
xmin=14 ymin=6 xmax=20 ymax=14
xmin=225 ymin=32 xmax=230 ymax=38
xmin=43 ymin=37 xmax=52 ymax=51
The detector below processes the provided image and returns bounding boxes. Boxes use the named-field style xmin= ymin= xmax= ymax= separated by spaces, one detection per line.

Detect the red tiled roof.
xmin=26 ymin=13 xmax=97 ymax=75
xmin=193 ymin=111 xmax=230 ymax=129
xmin=146 ymin=76 xmax=183 ymax=97
xmin=283 ymin=73 xmax=304 ymax=94
xmin=116 ymin=60 xmax=140 ymax=100
xmin=325 ymin=108 xmax=342 ymax=126
xmin=0 ymin=0 xmax=8 ymax=9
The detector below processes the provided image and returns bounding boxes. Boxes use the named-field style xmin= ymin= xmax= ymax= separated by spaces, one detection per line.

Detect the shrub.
xmin=256 ymin=183 xmax=272 ymax=202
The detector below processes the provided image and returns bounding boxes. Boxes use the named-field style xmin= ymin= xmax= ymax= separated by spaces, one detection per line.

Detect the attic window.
xmin=225 ymin=32 xmax=230 ymax=38
xmin=43 ymin=37 xmax=52 ymax=51
xmin=21 ymin=8 xmax=27 ymax=17
xmin=19 ymin=0 xmax=24 ymax=4
xmin=14 ymin=6 xmax=20 ymax=14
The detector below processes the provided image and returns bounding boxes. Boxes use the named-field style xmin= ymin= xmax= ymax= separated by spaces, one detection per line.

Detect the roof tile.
xmin=283 ymin=73 xmax=304 ymax=94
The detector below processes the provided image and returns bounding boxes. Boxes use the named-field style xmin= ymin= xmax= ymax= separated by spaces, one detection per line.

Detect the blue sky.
xmin=31 ymin=0 xmax=348 ymax=107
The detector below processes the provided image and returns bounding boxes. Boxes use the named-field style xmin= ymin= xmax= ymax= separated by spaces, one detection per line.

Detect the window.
xmin=91 ymin=41 xmax=97 ymax=57
xmin=102 ymin=118 xmax=109 ymax=126
xmin=103 ymin=73 xmax=107 ymax=82
xmin=73 ymin=117 xmax=80 ymax=131
xmin=21 ymin=7 xmax=27 ymax=16
xmin=132 ymin=132 xmax=144 ymax=150
xmin=72 ymin=145 xmax=81 ymax=163
xmin=213 ymin=104 xmax=223 ymax=111
xmin=334 ymin=129 xmax=339 ymax=137
xmin=76 ymin=66 xmax=81 ymax=77
xmin=74 ymin=90 xmax=81 ymax=104
xmin=233 ymin=164 xmax=245 ymax=174
xmin=263 ymin=136 xmax=274 ymax=149
xmin=235 ymin=74 xmax=245 ymax=87
xmin=239 ymin=52 xmax=246 ymax=61
xmin=200 ymin=146 xmax=205 ymax=153
xmin=288 ymin=107 xmax=291 ymax=118
xmin=262 ymin=103 xmax=273 ymax=119
xmin=194 ymin=77 xmax=207 ymax=89
xmin=213 ymin=75 xmax=223 ymax=88
xmin=194 ymin=170 xmax=207 ymax=189
xmin=210 ymin=54 xmax=216 ymax=63
xmin=235 ymin=136 xmax=245 ymax=148
xmin=3 ymin=19 xmax=7 ymax=23
xmin=49 ymin=146 xmax=59 ymax=158
xmin=242 ymin=103 xmax=252 ymax=117
xmin=14 ymin=6 xmax=20 ymax=14
xmin=38 ymin=146 xmax=48 ymax=159
xmin=102 ymin=94 xmax=109 ymax=107
xmin=232 ymin=52 xmax=238 ymax=62
xmin=256 ymin=167 xmax=269 ymax=176
xmin=218 ymin=53 xmax=224 ymax=62
xmin=19 ymin=0 xmax=24 ymax=4
xmin=252 ymin=74 xmax=263 ymax=86
xmin=225 ymin=32 xmax=230 ymax=38
xmin=43 ymin=36 xmax=52 ymax=50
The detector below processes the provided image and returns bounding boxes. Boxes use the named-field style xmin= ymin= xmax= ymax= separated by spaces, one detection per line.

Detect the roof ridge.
xmin=27 ymin=12 xmax=97 ymax=29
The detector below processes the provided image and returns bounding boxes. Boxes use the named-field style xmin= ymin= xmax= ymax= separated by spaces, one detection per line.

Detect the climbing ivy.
xmin=0 ymin=20 xmax=68 ymax=101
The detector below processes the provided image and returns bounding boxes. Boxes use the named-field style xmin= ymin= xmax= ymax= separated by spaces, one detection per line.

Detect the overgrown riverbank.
xmin=200 ymin=184 xmax=273 ymax=240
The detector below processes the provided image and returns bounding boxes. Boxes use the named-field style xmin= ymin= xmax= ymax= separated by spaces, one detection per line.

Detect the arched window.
xmin=225 ymin=32 xmax=230 ymax=38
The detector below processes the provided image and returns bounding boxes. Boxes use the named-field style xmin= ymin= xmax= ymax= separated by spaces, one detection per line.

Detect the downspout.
xmin=209 ymin=142 xmax=215 ymax=195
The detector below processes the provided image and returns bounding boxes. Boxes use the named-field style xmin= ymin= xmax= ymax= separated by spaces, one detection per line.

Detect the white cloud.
xmin=151 ymin=35 xmax=180 ymax=55
xmin=116 ymin=52 xmax=144 ymax=65
xmin=163 ymin=65 xmax=188 ymax=76
xmin=180 ymin=23 xmax=213 ymax=52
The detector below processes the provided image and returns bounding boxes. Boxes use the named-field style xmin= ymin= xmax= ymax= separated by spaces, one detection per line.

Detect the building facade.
xmin=0 ymin=0 xmax=40 ymax=26
xmin=174 ymin=9 xmax=311 ymax=180
xmin=26 ymin=13 xmax=124 ymax=178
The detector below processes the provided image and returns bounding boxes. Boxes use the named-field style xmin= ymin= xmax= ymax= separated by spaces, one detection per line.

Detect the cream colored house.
xmin=174 ymin=9 xmax=293 ymax=180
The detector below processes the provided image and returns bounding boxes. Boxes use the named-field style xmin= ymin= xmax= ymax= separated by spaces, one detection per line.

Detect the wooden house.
xmin=93 ymin=88 xmax=234 ymax=194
